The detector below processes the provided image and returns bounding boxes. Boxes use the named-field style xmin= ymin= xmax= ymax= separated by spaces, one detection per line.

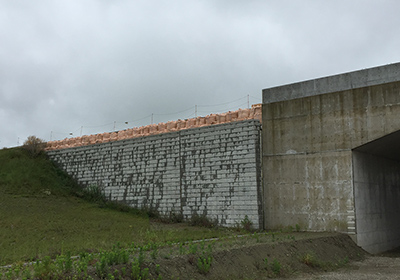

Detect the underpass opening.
xmin=353 ymin=130 xmax=400 ymax=254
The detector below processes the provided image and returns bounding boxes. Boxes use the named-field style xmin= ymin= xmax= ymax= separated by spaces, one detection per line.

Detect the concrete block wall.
xmin=47 ymin=120 xmax=263 ymax=229
xmin=46 ymin=104 xmax=262 ymax=151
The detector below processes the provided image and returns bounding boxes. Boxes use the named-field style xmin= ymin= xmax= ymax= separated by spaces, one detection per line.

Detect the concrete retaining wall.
xmin=262 ymin=81 xmax=400 ymax=232
xmin=48 ymin=120 xmax=263 ymax=229
xmin=262 ymin=62 xmax=400 ymax=253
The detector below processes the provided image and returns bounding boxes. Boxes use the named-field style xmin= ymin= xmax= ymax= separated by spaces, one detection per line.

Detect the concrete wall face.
xmin=353 ymin=151 xmax=400 ymax=254
xmin=48 ymin=120 xmax=263 ymax=229
xmin=262 ymin=81 xmax=400 ymax=234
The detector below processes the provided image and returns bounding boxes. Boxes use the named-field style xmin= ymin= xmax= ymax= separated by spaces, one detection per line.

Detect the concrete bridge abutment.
xmin=262 ymin=62 xmax=400 ymax=253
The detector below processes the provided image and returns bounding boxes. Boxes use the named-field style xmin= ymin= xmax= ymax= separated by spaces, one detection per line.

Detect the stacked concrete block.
xmin=47 ymin=119 xmax=262 ymax=229
xmin=179 ymin=121 xmax=262 ymax=228
xmin=46 ymin=104 xmax=262 ymax=151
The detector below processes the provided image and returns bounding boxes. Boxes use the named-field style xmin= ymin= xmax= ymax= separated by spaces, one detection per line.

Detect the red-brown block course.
xmin=46 ymin=104 xmax=262 ymax=151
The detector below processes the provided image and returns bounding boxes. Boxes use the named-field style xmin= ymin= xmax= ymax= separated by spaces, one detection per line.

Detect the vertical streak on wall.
xmin=47 ymin=120 xmax=262 ymax=228
xmin=256 ymin=122 xmax=265 ymax=228
xmin=255 ymin=123 xmax=263 ymax=228
xmin=178 ymin=132 xmax=183 ymax=216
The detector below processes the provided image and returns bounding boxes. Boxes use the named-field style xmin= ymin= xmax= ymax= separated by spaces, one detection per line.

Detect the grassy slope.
xmin=0 ymin=148 xmax=227 ymax=265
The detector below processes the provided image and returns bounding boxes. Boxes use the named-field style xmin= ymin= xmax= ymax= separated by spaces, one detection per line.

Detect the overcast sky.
xmin=1 ymin=0 xmax=399 ymax=148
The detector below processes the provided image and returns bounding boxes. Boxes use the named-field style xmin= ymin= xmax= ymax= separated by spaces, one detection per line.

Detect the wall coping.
xmin=263 ymin=62 xmax=400 ymax=104
xmin=46 ymin=104 xmax=261 ymax=151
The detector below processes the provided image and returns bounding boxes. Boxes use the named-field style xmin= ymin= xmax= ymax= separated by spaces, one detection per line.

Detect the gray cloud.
xmin=1 ymin=0 xmax=400 ymax=147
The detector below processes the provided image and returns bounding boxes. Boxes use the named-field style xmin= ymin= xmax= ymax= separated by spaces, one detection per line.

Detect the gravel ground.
xmin=294 ymin=256 xmax=400 ymax=280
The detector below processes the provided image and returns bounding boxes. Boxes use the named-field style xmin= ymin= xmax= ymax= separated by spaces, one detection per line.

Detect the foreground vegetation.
xmin=0 ymin=230 xmax=365 ymax=279
xmin=0 ymin=147 xmax=366 ymax=279
xmin=0 ymin=148 xmax=230 ymax=265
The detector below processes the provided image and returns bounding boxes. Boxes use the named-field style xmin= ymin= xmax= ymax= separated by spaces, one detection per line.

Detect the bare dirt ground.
xmin=143 ymin=232 xmax=400 ymax=280
xmin=293 ymin=248 xmax=400 ymax=280
xmin=19 ymin=231 xmax=395 ymax=279
xmin=140 ymin=232 xmax=368 ymax=280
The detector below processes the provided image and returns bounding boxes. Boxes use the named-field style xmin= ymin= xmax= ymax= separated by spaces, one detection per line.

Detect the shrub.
xmin=301 ymin=252 xmax=321 ymax=268
xmin=241 ymin=215 xmax=253 ymax=232
xmin=23 ymin=135 xmax=47 ymax=157
xmin=197 ymin=254 xmax=212 ymax=274
xmin=189 ymin=213 xmax=217 ymax=228
xmin=271 ymin=258 xmax=281 ymax=275
xmin=196 ymin=243 xmax=213 ymax=275
xmin=82 ymin=185 xmax=107 ymax=204
xmin=168 ymin=211 xmax=184 ymax=223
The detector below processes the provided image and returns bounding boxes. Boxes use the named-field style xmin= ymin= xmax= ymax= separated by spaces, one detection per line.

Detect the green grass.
xmin=0 ymin=147 xmax=229 ymax=265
